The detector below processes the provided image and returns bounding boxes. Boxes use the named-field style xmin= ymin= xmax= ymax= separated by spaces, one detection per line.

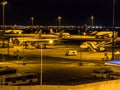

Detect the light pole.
xmin=40 ymin=40 xmax=53 ymax=89
xmin=1 ymin=1 xmax=7 ymax=47
xmin=1 ymin=1 xmax=7 ymax=29
xmin=31 ymin=17 xmax=34 ymax=33
xmin=58 ymin=16 xmax=62 ymax=31
xmin=90 ymin=16 xmax=94 ymax=27
xmin=40 ymin=43 xmax=43 ymax=90
xmin=112 ymin=0 xmax=115 ymax=60
xmin=31 ymin=17 xmax=34 ymax=26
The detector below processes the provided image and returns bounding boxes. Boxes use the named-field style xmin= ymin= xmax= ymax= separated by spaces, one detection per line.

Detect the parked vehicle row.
xmin=0 ymin=72 xmax=39 ymax=85
xmin=92 ymin=68 xmax=120 ymax=79
xmin=0 ymin=66 xmax=39 ymax=85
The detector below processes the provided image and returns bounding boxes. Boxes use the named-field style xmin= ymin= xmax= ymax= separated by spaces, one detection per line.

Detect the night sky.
xmin=0 ymin=0 xmax=120 ymax=26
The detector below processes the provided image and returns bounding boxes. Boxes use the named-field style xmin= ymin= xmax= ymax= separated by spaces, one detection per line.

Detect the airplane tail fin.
xmin=36 ymin=29 xmax=42 ymax=38
xmin=50 ymin=29 xmax=54 ymax=34
xmin=38 ymin=29 xmax=42 ymax=34
xmin=59 ymin=30 xmax=64 ymax=37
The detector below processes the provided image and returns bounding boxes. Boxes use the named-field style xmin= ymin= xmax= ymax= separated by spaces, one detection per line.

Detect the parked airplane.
xmin=4 ymin=29 xmax=23 ymax=34
xmin=50 ymin=29 xmax=71 ymax=37
xmin=1 ymin=29 xmax=60 ymax=48
xmin=80 ymin=30 xmax=119 ymax=52
xmin=80 ymin=39 xmax=120 ymax=52
xmin=4 ymin=29 xmax=58 ymax=39
xmin=22 ymin=38 xmax=58 ymax=49
xmin=95 ymin=31 xmax=118 ymax=40
xmin=61 ymin=30 xmax=118 ymax=42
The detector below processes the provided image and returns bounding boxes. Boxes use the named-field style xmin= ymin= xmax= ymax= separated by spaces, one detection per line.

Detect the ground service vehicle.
xmin=66 ymin=50 xmax=77 ymax=56
xmin=0 ymin=72 xmax=39 ymax=85
xmin=0 ymin=66 xmax=17 ymax=75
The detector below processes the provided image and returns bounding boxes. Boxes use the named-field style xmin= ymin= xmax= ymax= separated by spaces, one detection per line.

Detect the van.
xmin=66 ymin=50 xmax=77 ymax=56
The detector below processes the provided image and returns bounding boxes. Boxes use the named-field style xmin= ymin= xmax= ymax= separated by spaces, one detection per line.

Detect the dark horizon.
xmin=0 ymin=0 xmax=120 ymax=26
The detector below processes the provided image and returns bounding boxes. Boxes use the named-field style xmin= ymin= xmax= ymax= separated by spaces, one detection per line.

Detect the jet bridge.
xmin=80 ymin=41 xmax=106 ymax=52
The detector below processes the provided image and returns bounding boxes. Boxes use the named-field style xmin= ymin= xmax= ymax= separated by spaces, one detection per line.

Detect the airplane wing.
xmin=22 ymin=38 xmax=59 ymax=44
xmin=21 ymin=38 xmax=60 ymax=49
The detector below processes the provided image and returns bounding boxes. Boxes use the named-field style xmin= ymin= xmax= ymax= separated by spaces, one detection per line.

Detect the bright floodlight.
xmin=58 ymin=16 xmax=62 ymax=20
xmin=49 ymin=40 xmax=53 ymax=44
xmin=91 ymin=16 xmax=94 ymax=19
xmin=1 ymin=1 xmax=7 ymax=5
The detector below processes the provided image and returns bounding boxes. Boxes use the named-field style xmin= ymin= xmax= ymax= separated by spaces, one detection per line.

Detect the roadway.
xmin=0 ymin=56 xmax=111 ymax=85
xmin=0 ymin=45 xmax=112 ymax=62
xmin=0 ymin=45 xmax=115 ymax=85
